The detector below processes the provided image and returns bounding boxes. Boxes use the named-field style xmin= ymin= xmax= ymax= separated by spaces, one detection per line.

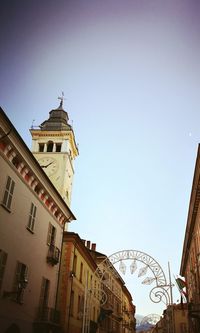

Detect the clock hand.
xmin=41 ymin=162 xmax=53 ymax=168
xmin=46 ymin=162 xmax=53 ymax=168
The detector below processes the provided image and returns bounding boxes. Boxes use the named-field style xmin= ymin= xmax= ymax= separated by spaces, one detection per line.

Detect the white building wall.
xmin=0 ymin=155 xmax=63 ymax=333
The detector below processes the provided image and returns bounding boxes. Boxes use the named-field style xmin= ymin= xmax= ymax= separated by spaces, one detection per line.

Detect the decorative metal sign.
xmin=83 ymin=250 xmax=172 ymax=333
xmin=95 ymin=250 xmax=171 ymax=305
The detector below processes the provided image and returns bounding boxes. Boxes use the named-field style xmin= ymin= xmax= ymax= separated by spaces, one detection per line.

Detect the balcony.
xmin=33 ymin=307 xmax=60 ymax=332
xmin=36 ymin=306 xmax=60 ymax=323
xmin=47 ymin=245 xmax=60 ymax=266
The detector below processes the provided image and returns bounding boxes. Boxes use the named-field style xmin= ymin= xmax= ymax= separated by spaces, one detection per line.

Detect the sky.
xmin=1 ymin=0 xmax=200 ymax=317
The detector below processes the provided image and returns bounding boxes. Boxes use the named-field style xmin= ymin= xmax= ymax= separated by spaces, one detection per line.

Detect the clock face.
xmin=38 ymin=157 xmax=58 ymax=177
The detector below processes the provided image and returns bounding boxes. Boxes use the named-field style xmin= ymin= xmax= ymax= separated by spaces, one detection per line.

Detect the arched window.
xmin=47 ymin=141 xmax=53 ymax=152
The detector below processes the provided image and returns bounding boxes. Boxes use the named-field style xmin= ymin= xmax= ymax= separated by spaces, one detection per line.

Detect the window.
xmin=70 ymin=290 xmax=74 ymax=316
xmin=56 ymin=143 xmax=62 ymax=152
xmin=77 ymin=295 xmax=81 ymax=318
xmin=2 ymin=176 xmax=15 ymax=211
xmin=93 ymin=306 xmax=95 ymax=321
xmin=78 ymin=295 xmax=84 ymax=319
xmin=39 ymin=277 xmax=50 ymax=309
xmin=27 ymin=203 xmax=37 ymax=232
xmin=0 ymin=249 xmax=7 ymax=291
xmin=13 ymin=261 xmax=28 ymax=303
xmin=73 ymin=255 xmax=77 ymax=276
xmin=47 ymin=141 xmax=53 ymax=152
xmin=39 ymin=143 xmax=45 ymax=152
xmin=47 ymin=223 xmax=56 ymax=245
xmin=80 ymin=262 xmax=83 ymax=283
xmin=90 ymin=275 xmax=93 ymax=289
xmin=94 ymin=280 xmax=97 ymax=297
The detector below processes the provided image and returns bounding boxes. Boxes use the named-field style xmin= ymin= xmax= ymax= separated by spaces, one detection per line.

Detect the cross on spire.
xmin=58 ymin=91 xmax=66 ymax=108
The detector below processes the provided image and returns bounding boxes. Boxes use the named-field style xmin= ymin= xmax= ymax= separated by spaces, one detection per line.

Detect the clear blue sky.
xmin=1 ymin=0 xmax=200 ymax=316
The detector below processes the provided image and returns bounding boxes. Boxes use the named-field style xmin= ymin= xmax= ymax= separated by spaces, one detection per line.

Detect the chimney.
xmin=86 ymin=240 xmax=91 ymax=249
xmin=91 ymin=243 xmax=96 ymax=251
xmin=81 ymin=239 xmax=86 ymax=246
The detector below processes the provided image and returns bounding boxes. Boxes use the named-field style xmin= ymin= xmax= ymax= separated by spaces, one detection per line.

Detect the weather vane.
xmin=58 ymin=91 xmax=66 ymax=107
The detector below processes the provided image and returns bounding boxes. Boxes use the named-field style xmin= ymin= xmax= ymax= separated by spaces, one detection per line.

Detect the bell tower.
xmin=30 ymin=95 xmax=79 ymax=206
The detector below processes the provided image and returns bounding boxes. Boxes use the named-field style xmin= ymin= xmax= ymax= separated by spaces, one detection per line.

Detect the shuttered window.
xmin=0 ymin=249 xmax=7 ymax=291
xmin=39 ymin=277 xmax=50 ymax=308
xmin=13 ymin=261 xmax=28 ymax=303
xmin=27 ymin=203 xmax=37 ymax=232
xmin=47 ymin=223 xmax=56 ymax=245
xmin=2 ymin=176 xmax=15 ymax=210
xmin=70 ymin=290 xmax=74 ymax=316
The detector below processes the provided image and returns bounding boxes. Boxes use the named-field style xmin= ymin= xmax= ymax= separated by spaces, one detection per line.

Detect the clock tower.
xmin=30 ymin=97 xmax=79 ymax=206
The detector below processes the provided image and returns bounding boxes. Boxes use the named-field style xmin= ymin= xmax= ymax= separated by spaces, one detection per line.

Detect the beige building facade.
xmin=0 ymin=108 xmax=75 ymax=333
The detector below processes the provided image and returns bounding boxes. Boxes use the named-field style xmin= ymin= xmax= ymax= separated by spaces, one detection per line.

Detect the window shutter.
xmin=2 ymin=176 xmax=15 ymax=210
xmin=39 ymin=277 xmax=46 ymax=307
xmin=0 ymin=250 xmax=7 ymax=290
xmin=28 ymin=203 xmax=37 ymax=230
xmin=47 ymin=224 xmax=53 ymax=245
xmin=39 ymin=277 xmax=50 ymax=308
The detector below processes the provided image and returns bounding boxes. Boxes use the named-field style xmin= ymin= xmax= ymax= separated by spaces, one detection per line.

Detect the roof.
xmin=40 ymin=102 xmax=72 ymax=131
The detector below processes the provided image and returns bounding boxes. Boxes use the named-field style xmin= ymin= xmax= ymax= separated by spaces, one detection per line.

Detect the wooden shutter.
xmin=2 ymin=176 xmax=15 ymax=210
xmin=28 ymin=203 xmax=37 ymax=230
xmin=47 ymin=223 xmax=53 ymax=245
xmin=0 ymin=250 xmax=7 ymax=291
xmin=39 ymin=277 xmax=50 ymax=308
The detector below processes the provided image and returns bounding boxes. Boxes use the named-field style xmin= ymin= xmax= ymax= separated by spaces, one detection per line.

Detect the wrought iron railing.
xmin=36 ymin=306 xmax=60 ymax=324
xmin=47 ymin=245 xmax=60 ymax=265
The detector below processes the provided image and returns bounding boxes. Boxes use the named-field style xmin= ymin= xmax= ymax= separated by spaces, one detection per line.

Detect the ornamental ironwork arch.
xmin=83 ymin=250 xmax=172 ymax=333
xmin=140 ymin=313 xmax=161 ymax=326
xmin=95 ymin=249 xmax=171 ymax=305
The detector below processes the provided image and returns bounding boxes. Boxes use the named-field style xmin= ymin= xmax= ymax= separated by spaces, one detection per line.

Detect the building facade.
xmin=150 ymin=304 xmax=188 ymax=333
xmin=180 ymin=145 xmax=200 ymax=333
xmin=0 ymin=108 xmax=76 ymax=333
xmin=57 ymin=232 xmax=99 ymax=333
xmin=58 ymin=233 xmax=136 ymax=333
xmin=90 ymin=250 xmax=136 ymax=333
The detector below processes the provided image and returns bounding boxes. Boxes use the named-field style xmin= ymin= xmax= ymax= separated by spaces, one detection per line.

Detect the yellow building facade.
xmin=58 ymin=233 xmax=136 ymax=333
xmin=57 ymin=232 xmax=99 ymax=333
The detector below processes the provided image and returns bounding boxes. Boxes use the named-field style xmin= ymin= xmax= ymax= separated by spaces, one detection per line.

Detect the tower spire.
xmin=58 ymin=91 xmax=66 ymax=108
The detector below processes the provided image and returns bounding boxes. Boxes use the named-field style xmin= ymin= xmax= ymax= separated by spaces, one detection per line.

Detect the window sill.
xmin=1 ymin=203 xmax=11 ymax=213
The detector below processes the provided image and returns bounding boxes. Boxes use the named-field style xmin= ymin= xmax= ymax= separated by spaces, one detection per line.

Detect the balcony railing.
xmin=47 ymin=245 xmax=60 ymax=266
xmin=35 ymin=306 xmax=60 ymax=324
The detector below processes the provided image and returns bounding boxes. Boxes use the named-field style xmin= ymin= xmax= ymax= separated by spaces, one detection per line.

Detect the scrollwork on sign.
xmin=149 ymin=286 xmax=170 ymax=305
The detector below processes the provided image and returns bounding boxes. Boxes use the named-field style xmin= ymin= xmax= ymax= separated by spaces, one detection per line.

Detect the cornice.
xmin=63 ymin=232 xmax=97 ymax=271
